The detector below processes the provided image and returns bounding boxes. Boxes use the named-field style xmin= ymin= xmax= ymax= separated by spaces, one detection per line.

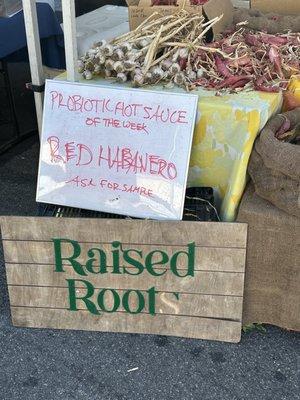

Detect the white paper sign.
xmin=36 ymin=80 xmax=198 ymax=220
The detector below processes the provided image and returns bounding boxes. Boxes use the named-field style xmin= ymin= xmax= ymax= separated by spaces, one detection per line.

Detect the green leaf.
xmin=242 ymin=323 xmax=267 ymax=334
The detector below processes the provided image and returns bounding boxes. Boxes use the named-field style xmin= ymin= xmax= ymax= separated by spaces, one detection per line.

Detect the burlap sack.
xmin=248 ymin=108 xmax=300 ymax=218
xmin=237 ymin=184 xmax=300 ymax=331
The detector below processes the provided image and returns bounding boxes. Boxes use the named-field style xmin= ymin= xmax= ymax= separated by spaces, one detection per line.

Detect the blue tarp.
xmin=0 ymin=3 xmax=65 ymax=69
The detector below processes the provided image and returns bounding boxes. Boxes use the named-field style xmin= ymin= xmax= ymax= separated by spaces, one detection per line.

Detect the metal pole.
xmin=62 ymin=0 xmax=78 ymax=82
xmin=22 ymin=0 xmax=44 ymax=136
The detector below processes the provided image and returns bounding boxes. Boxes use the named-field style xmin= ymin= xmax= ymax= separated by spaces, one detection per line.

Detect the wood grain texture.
xmin=6 ymin=264 xmax=244 ymax=295
xmin=11 ymin=307 xmax=242 ymax=342
xmin=1 ymin=217 xmax=247 ymax=342
xmin=9 ymin=286 xmax=243 ymax=320
xmin=0 ymin=217 xmax=248 ymax=247
xmin=3 ymin=242 xmax=246 ymax=272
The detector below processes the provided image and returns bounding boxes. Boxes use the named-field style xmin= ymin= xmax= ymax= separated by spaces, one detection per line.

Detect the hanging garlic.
xmin=172 ymin=50 xmax=180 ymax=63
xmin=112 ymin=48 xmax=125 ymax=61
xmin=178 ymin=47 xmax=189 ymax=59
xmin=113 ymin=61 xmax=125 ymax=73
xmin=85 ymin=60 xmax=95 ymax=71
xmin=170 ymin=63 xmax=181 ymax=75
xmin=120 ymin=42 xmax=132 ymax=53
xmin=137 ymin=38 xmax=150 ymax=49
xmin=164 ymin=70 xmax=172 ymax=80
xmin=151 ymin=67 xmax=164 ymax=80
xmin=133 ymin=74 xmax=144 ymax=86
xmin=77 ymin=60 xmax=85 ymax=73
xmin=133 ymin=67 xmax=142 ymax=76
xmin=116 ymin=72 xmax=128 ymax=83
xmin=124 ymin=59 xmax=136 ymax=71
xmin=105 ymin=70 xmax=112 ymax=78
xmin=145 ymin=72 xmax=153 ymax=83
xmin=102 ymin=44 xmax=114 ymax=57
xmin=174 ymin=72 xmax=186 ymax=86
xmin=95 ymin=39 xmax=107 ymax=48
xmin=105 ymin=59 xmax=114 ymax=71
xmin=161 ymin=59 xmax=172 ymax=71
xmin=84 ymin=70 xmax=93 ymax=80
xmin=97 ymin=55 xmax=106 ymax=65
xmin=126 ymin=50 xmax=142 ymax=61
xmin=87 ymin=49 xmax=97 ymax=59
xmin=187 ymin=69 xmax=196 ymax=81
xmin=94 ymin=65 xmax=102 ymax=74
xmin=197 ymin=68 xmax=204 ymax=78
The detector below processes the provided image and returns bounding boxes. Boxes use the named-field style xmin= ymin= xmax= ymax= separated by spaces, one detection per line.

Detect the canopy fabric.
xmin=0 ymin=2 xmax=65 ymax=68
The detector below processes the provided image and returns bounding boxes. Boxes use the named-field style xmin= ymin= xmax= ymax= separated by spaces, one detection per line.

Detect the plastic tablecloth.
xmin=55 ymin=74 xmax=282 ymax=221
xmin=188 ymin=88 xmax=282 ymax=221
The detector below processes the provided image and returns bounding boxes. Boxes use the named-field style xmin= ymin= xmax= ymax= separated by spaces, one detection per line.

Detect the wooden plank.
xmin=8 ymin=287 xmax=243 ymax=320
xmin=61 ymin=0 xmax=78 ymax=81
xmin=11 ymin=307 xmax=242 ymax=342
xmin=6 ymin=264 xmax=244 ymax=296
xmin=0 ymin=217 xmax=248 ymax=248
xmin=22 ymin=0 xmax=44 ymax=134
xmin=1 ymin=216 xmax=247 ymax=342
xmin=2 ymin=241 xmax=246 ymax=272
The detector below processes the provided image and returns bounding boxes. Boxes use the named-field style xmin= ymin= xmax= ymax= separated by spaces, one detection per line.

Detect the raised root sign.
xmin=1 ymin=217 xmax=247 ymax=342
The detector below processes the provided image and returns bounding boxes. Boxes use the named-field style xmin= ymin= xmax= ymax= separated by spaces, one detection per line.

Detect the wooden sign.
xmin=36 ymin=80 xmax=198 ymax=220
xmin=1 ymin=217 xmax=247 ymax=343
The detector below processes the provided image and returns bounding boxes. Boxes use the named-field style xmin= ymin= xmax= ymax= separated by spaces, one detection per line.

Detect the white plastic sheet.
xmin=36 ymin=80 xmax=198 ymax=220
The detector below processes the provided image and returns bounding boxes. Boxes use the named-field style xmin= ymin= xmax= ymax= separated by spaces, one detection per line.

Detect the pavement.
xmin=0 ymin=137 xmax=299 ymax=400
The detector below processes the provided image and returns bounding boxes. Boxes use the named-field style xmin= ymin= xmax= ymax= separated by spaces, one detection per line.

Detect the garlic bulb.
xmin=174 ymin=72 xmax=185 ymax=86
xmin=120 ymin=42 xmax=132 ymax=53
xmin=170 ymin=63 xmax=181 ymax=74
xmin=102 ymin=44 xmax=113 ymax=57
xmin=133 ymin=74 xmax=144 ymax=86
xmin=124 ymin=60 xmax=136 ymax=71
xmin=116 ymin=72 xmax=128 ymax=83
xmin=151 ymin=67 xmax=164 ymax=80
xmin=197 ymin=69 xmax=204 ymax=78
xmin=145 ymin=72 xmax=153 ymax=83
xmin=94 ymin=39 xmax=106 ymax=48
xmin=94 ymin=65 xmax=102 ymax=74
xmin=105 ymin=59 xmax=114 ymax=71
xmin=112 ymin=48 xmax=125 ymax=61
xmin=178 ymin=48 xmax=189 ymax=59
xmin=161 ymin=59 xmax=172 ymax=71
xmin=77 ymin=60 xmax=85 ymax=73
xmin=138 ymin=38 xmax=150 ymax=49
xmin=114 ymin=61 xmax=125 ymax=73
xmin=88 ymin=49 xmax=97 ymax=58
xmin=187 ymin=69 xmax=197 ymax=81
xmin=84 ymin=70 xmax=93 ymax=80
xmin=97 ymin=55 xmax=106 ymax=65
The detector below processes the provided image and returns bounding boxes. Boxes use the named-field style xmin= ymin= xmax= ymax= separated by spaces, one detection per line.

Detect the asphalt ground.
xmin=0 ymin=137 xmax=299 ymax=400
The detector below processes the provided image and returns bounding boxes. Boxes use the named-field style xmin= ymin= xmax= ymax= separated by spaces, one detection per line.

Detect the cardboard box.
xmin=126 ymin=0 xmax=233 ymax=36
xmin=250 ymin=0 xmax=300 ymax=15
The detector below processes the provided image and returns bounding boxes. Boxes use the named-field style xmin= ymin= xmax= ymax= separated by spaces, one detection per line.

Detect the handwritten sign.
xmin=36 ymin=80 xmax=198 ymax=220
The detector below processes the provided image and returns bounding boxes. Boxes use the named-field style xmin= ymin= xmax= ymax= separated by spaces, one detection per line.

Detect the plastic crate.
xmin=37 ymin=187 xmax=218 ymax=222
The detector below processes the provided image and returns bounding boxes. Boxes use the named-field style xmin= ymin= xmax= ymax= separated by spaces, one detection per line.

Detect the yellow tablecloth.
xmin=55 ymin=74 xmax=282 ymax=221
xmin=189 ymin=89 xmax=282 ymax=221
